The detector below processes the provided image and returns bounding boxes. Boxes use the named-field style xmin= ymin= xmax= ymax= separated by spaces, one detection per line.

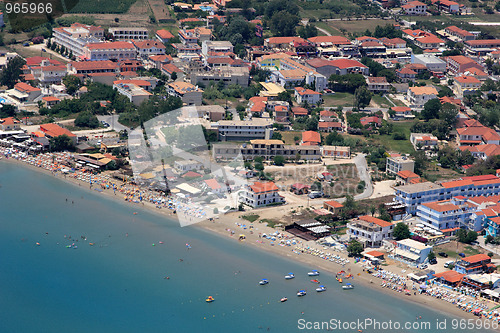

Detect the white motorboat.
xmin=342 ymin=283 xmax=354 ymax=290
xmin=259 ymin=279 xmax=269 ymax=285
xmin=285 ymin=273 xmax=295 ymax=280
xmin=308 ymin=270 xmax=320 ymax=276
xmin=297 ymin=290 xmax=307 ymax=297
xmin=316 ymin=285 xmax=327 ymax=292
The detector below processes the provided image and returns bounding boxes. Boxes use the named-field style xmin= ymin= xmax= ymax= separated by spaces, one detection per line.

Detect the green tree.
xmin=63 ymin=75 xmax=82 ymax=95
xmin=428 ymin=251 xmax=436 ymax=261
xmin=347 ymin=239 xmax=364 ymax=256
xmin=393 ymin=222 xmax=411 ymax=240
xmin=0 ymin=104 xmax=16 ymax=118
xmin=439 ymin=103 xmax=458 ymax=127
xmin=269 ymin=11 xmax=299 ymax=37
xmin=271 ymin=131 xmax=282 ymax=140
xmin=273 ymin=155 xmax=285 ymax=166
xmin=74 ymin=111 xmax=99 ymax=128
xmin=170 ymin=71 xmax=178 ymax=81
xmin=421 ymin=98 xmax=442 ymax=121
xmin=456 ymin=229 xmax=468 ymax=243
xmin=49 ymin=134 xmax=75 ymax=152
xmin=354 ymin=86 xmax=372 ymax=109
xmin=466 ymin=231 xmax=478 ymax=244
xmin=0 ymin=56 xmax=26 ymax=89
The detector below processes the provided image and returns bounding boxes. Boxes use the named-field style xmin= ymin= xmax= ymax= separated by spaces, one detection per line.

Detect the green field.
xmin=70 ymin=0 xmax=138 ymax=13
xmin=327 ymin=18 xmax=397 ymax=36
xmin=370 ymin=94 xmax=392 ymax=108
xmin=323 ymin=92 xmax=355 ymax=108
xmin=374 ymin=121 xmax=415 ymax=154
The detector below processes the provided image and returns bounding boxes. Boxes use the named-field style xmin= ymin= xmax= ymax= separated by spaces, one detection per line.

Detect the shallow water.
xmin=0 ymin=162 xmax=492 ymax=332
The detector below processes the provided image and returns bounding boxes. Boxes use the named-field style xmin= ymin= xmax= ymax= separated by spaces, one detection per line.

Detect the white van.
xmin=444 ymin=260 xmax=454 ymax=268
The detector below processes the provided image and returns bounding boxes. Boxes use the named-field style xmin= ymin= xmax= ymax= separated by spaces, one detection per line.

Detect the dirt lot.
xmin=147 ymin=0 xmax=171 ymax=22
xmin=267 ymin=163 xmax=360 ymax=199
xmin=434 ymin=241 xmax=500 ymax=261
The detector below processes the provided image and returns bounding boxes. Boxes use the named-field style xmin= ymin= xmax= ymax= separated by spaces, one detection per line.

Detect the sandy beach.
xmin=1 ymin=154 xmax=497 ymax=324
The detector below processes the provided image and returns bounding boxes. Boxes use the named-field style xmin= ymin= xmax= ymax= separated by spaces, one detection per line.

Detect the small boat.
xmin=280 ymin=297 xmax=288 ymax=302
xmin=343 ymin=283 xmax=354 ymax=290
xmin=311 ymin=279 xmax=320 ymax=284
xmin=338 ymin=278 xmax=343 ymax=283
xmin=285 ymin=273 xmax=295 ymax=280
xmin=259 ymin=279 xmax=269 ymax=285
xmin=297 ymin=290 xmax=307 ymax=297
xmin=206 ymin=296 xmax=215 ymax=303
xmin=316 ymin=285 xmax=327 ymax=292
xmin=308 ymin=270 xmax=320 ymax=276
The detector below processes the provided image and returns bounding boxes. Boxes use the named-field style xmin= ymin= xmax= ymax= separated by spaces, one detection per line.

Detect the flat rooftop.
xmin=395 ymin=181 xmax=443 ymax=194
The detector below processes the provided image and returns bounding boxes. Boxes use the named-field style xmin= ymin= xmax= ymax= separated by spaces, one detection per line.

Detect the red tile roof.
xmin=397 ymin=170 xmax=419 ymax=179
xmin=69 ymin=60 xmax=119 ymax=71
xmin=40 ymin=123 xmax=76 ymax=137
xmin=330 ymin=59 xmax=367 ymax=69
xmin=358 ymin=215 xmax=393 ymax=227
xmin=133 ymin=40 xmax=165 ymax=49
xmin=249 ymin=181 xmax=279 ymax=194
xmin=307 ymin=36 xmax=351 ymax=45
xmin=302 ymin=131 xmax=321 ymax=144
xmin=324 ymin=200 xmax=343 ymax=208
xmin=14 ymin=82 xmax=41 ymax=93
xmin=204 ymin=178 xmax=221 ymax=190
xmin=156 ymin=29 xmax=174 ymax=39
xmin=462 ymin=253 xmax=490 ymax=264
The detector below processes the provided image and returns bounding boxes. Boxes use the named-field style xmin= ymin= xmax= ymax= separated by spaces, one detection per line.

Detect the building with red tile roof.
xmin=291 ymin=107 xmax=308 ymax=117
xmin=241 ymin=181 xmax=284 ymax=208
xmin=40 ymin=123 xmax=77 ymax=144
xmin=301 ymin=131 xmax=321 ymax=146
xmin=156 ymin=29 xmax=175 ymax=43
xmin=67 ymin=60 xmax=119 ymax=75
xmin=402 ymin=1 xmax=427 ymax=15
xmin=83 ymin=42 xmax=136 ymax=61
xmin=348 ymin=215 xmax=394 ymax=247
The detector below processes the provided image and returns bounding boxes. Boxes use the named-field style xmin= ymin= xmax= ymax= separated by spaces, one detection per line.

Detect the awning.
xmin=176 ymin=183 xmax=201 ymax=195
xmin=394 ymin=249 xmax=420 ymax=261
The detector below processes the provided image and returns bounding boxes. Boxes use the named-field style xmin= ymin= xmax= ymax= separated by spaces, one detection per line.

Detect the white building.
xmin=294 ymin=87 xmax=322 ymax=105
xmin=386 ymin=155 xmax=415 ymax=175
xmin=410 ymin=133 xmax=439 ymax=150
xmin=174 ymin=159 xmax=204 ymax=172
xmin=30 ymin=59 xmax=67 ymax=87
xmin=347 ymin=215 xmax=394 ymax=248
xmin=402 ymin=1 xmax=427 ymax=15
xmin=201 ymin=40 xmax=233 ymax=57
xmin=239 ymin=181 xmax=285 ymax=208
xmin=393 ymin=238 xmax=432 ymax=265
xmin=166 ymin=81 xmax=203 ymax=106
xmin=53 ymin=23 xmax=104 ymax=57
xmin=133 ymin=40 xmax=166 ymax=59
xmin=407 ymin=86 xmax=438 ymax=107
xmin=109 ymin=27 xmax=148 ymax=40
xmin=83 ymin=42 xmax=137 ymax=61
xmin=211 ymin=118 xmax=274 ymax=141
xmin=113 ymin=82 xmax=151 ymax=106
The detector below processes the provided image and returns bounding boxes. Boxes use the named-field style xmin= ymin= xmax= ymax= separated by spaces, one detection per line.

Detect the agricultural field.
xmin=326 ymin=18 xmax=397 ymax=37
xmin=69 ymin=0 xmax=138 ymax=13
xmin=147 ymin=0 xmax=173 ymax=23
xmin=61 ymin=0 xmax=154 ymax=32
xmin=322 ymin=92 xmax=356 ymax=108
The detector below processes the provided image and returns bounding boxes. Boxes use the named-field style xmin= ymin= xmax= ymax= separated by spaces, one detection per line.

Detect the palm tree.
xmin=370 ymin=206 xmax=376 ymax=216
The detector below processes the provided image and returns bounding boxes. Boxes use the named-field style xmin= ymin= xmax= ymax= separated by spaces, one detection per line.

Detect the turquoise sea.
xmin=0 ymin=162 xmax=492 ymax=333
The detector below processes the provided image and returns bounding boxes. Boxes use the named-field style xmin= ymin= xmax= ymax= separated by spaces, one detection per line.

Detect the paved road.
xmin=353 ymin=153 xmax=374 ymax=200
xmin=97 ymin=115 xmax=129 ymax=132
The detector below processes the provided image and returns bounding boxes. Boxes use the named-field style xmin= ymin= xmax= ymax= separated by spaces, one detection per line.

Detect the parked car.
xmin=438 ymin=252 xmax=448 ymax=258
xmin=444 ymin=260 xmax=454 ymax=268
xmin=419 ymin=264 xmax=428 ymax=269
xmin=429 ymin=258 xmax=437 ymax=265
xmin=458 ymin=253 xmax=465 ymax=257
xmin=308 ymin=191 xmax=324 ymax=199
